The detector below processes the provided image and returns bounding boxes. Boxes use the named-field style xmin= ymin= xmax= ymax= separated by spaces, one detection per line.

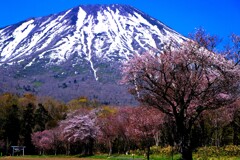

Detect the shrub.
xmin=150 ymin=146 xmax=177 ymax=156
xmin=195 ymin=145 xmax=240 ymax=157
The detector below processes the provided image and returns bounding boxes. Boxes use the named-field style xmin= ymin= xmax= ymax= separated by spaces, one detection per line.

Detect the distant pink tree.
xmin=97 ymin=108 xmax=120 ymax=156
xmin=122 ymin=30 xmax=240 ymax=160
xmin=114 ymin=107 xmax=134 ymax=153
xmin=125 ymin=107 xmax=164 ymax=160
xmin=60 ymin=111 xmax=98 ymax=155
xmin=31 ymin=130 xmax=54 ymax=155
xmin=49 ymin=127 xmax=66 ymax=155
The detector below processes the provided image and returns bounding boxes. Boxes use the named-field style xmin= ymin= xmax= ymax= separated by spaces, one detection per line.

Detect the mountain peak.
xmin=0 ymin=4 xmax=185 ymax=63
xmin=0 ymin=4 xmax=186 ymax=104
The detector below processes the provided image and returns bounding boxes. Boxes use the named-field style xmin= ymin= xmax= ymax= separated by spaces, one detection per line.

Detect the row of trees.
xmin=30 ymin=102 xmax=240 ymax=159
xmin=1 ymin=92 xmax=240 ymax=159
xmin=30 ymin=106 xmax=164 ymax=159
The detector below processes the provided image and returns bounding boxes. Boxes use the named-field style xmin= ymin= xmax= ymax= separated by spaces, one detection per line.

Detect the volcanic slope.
xmin=0 ymin=4 xmax=185 ymax=104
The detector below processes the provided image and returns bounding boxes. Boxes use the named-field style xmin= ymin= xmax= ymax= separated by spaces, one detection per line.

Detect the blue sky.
xmin=0 ymin=0 xmax=239 ymax=42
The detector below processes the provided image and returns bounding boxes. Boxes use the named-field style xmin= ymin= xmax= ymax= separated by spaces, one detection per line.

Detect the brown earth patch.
xmin=1 ymin=157 xmax=102 ymax=160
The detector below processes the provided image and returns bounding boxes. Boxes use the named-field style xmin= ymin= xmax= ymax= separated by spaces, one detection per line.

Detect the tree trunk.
xmin=176 ymin=117 xmax=193 ymax=160
xmin=180 ymin=145 xmax=192 ymax=160
xmin=177 ymin=133 xmax=193 ymax=160
xmin=108 ymin=140 xmax=112 ymax=156
xmin=146 ymin=144 xmax=150 ymax=160
xmin=65 ymin=143 xmax=70 ymax=155
xmin=154 ymin=131 xmax=161 ymax=146
xmin=233 ymin=123 xmax=240 ymax=145
xmin=86 ymin=138 xmax=94 ymax=156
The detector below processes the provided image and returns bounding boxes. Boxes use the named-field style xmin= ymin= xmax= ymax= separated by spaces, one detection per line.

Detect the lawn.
xmin=1 ymin=154 xmax=240 ymax=160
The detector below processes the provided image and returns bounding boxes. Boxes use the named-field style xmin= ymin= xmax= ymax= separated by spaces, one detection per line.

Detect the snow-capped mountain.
xmin=0 ymin=4 xmax=185 ymax=104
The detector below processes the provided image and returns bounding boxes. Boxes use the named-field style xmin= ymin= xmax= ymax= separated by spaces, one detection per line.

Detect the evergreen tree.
xmin=22 ymin=103 xmax=35 ymax=154
xmin=34 ymin=103 xmax=51 ymax=132
xmin=4 ymin=104 xmax=21 ymax=146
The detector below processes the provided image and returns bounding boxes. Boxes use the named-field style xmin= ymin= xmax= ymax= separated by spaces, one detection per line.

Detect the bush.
xmin=134 ymin=149 xmax=145 ymax=156
xmin=223 ymin=145 xmax=240 ymax=156
xmin=150 ymin=146 xmax=177 ymax=156
xmin=195 ymin=145 xmax=240 ymax=158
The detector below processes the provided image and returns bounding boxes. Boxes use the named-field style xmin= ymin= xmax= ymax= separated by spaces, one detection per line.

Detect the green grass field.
xmin=1 ymin=154 xmax=240 ymax=160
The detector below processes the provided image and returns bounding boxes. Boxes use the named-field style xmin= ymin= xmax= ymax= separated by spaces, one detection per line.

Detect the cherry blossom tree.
xmin=60 ymin=111 xmax=98 ymax=155
xmin=96 ymin=107 xmax=119 ymax=156
xmin=31 ymin=130 xmax=54 ymax=155
xmin=122 ymin=31 xmax=240 ymax=160
xmin=126 ymin=107 xmax=164 ymax=160
xmin=49 ymin=127 xmax=65 ymax=155
xmin=97 ymin=106 xmax=165 ymax=157
xmin=114 ymin=107 xmax=134 ymax=154
xmin=97 ymin=107 xmax=134 ymax=154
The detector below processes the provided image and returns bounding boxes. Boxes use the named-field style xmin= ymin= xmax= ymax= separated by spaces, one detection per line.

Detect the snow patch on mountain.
xmin=0 ymin=20 xmax=35 ymax=61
